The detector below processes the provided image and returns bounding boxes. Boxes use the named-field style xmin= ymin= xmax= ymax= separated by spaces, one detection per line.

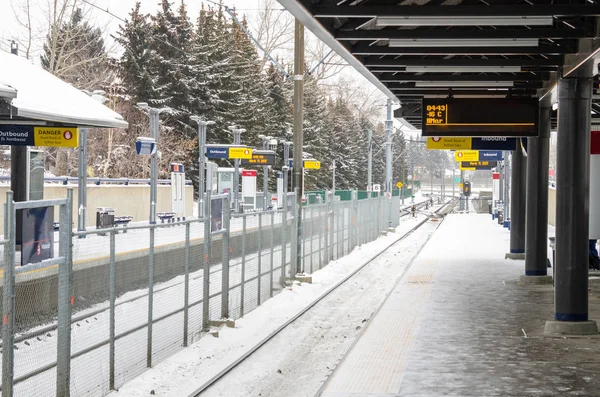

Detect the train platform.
xmin=319 ymin=213 xmax=600 ymax=397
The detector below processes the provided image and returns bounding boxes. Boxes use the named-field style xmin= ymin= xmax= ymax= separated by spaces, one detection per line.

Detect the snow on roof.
xmin=0 ymin=53 xmax=128 ymax=128
xmin=0 ymin=83 xmax=17 ymax=100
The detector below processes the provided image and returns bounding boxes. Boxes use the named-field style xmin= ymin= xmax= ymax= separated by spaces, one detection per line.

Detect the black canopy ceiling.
xmin=280 ymin=0 xmax=600 ymax=129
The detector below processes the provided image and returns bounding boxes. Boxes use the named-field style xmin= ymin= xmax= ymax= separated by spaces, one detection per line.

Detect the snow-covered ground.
xmin=110 ymin=209 xmax=440 ymax=397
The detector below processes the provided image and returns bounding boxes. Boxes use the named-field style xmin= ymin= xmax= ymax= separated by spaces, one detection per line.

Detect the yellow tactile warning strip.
xmin=321 ymin=256 xmax=440 ymax=397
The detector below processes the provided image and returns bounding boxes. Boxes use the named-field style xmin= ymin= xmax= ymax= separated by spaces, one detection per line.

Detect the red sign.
xmin=591 ymin=131 xmax=600 ymax=154
xmin=492 ymin=173 xmax=500 ymax=180
xmin=241 ymin=170 xmax=257 ymax=177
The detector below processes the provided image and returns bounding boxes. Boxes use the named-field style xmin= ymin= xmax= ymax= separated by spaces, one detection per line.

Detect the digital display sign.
xmin=422 ymin=98 xmax=538 ymax=137
xmin=241 ymin=150 xmax=276 ymax=166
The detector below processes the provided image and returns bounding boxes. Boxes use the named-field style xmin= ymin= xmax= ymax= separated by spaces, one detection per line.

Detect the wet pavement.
xmin=320 ymin=214 xmax=600 ymax=397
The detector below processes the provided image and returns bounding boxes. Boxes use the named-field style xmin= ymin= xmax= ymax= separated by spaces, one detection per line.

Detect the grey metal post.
xmin=147 ymin=224 xmax=155 ymax=367
xmin=203 ymin=191 xmax=211 ymax=331
xmin=554 ymin=61 xmax=593 ymax=322
xmin=505 ymin=152 xmax=511 ymax=221
xmin=221 ymin=193 xmax=231 ymax=318
xmin=385 ymin=99 xmax=393 ymax=193
xmin=524 ymin=99 xmax=551 ymax=276
xmin=281 ymin=186 xmax=288 ymax=286
xmin=270 ymin=211 xmax=275 ymax=297
xmin=460 ymin=170 xmax=465 ymax=211
xmin=2 ymin=192 xmax=15 ymax=397
xmin=232 ymin=129 xmax=243 ymax=213
xmin=241 ymin=215 xmax=247 ymax=314
xmin=56 ymin=189 xmax=73 ymax=396
xmin=192 ymin=118 xmax=213 ymax=218
xmin=108 ymin=229 xmax=116 ymax=389
xmin=510 ymin=145 xmax=527 ymax=254
xmin=183 ymin=221 xmax=191 ymax=346
xmin=499 ymin=156 xmax=504 ymax=206
xmin=293 ymin=19 xmax=305 ymax=276
xmin=328 ymin=192 xmax=334 ymax=261
xmin=78 ymin=127 xmax=88 ymax=234
xmin=149 ymin=109 xmax=159 ymax=224
xmin=258 ymin=212 xmax=263 ymax=305
xmin=367 ymin=129 xmax=373 ymax=190
xmin=332 ymin=160 xmax=336 ymax=192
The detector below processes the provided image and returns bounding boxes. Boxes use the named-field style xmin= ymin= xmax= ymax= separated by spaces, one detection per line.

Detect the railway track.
xmin=188 ymin=198 xmax=457 ymax=397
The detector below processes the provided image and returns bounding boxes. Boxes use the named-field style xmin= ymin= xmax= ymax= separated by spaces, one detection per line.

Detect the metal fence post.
xmin=280 ymin=204 xmax=287 ymax=287
xmin=270 ymin=211 xmax=275 ymax=298
xmin=147 ymin=223 xmax=155 ymax=368
xmin=57 ymin=188 xmax=73 ymax=396
xmin=203 ymin=191 xmax=212 ymax=331
xmin=318 ymin=204 xmax=323 ymax=269
xmin=109 ymin=229 xmax=116 ymax=390
xmin=241 ymin=215 xmax=247 ymax=315
xmin=352 ymin=191 xmax=358 ymax=250
xmin=2 ymin=193 xmax=15 ymax=397
xmin=183 ymin=221 xmax=191 ymax=346
xmin=221 ymin=194 xmax=231 ymax=319
xmin=328 ymin=192 xmax=334 ymax=262
xmin=309 ymin=206 xmax=313 ymax=273
xmin=257 ymin=212 xmax=263 ymax=305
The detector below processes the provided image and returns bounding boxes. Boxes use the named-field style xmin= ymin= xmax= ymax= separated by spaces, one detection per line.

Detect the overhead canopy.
xmin=277 ymin=0 xmax=600 ymax=129
xmin=0 ymin=52 xmax=128 ymax=129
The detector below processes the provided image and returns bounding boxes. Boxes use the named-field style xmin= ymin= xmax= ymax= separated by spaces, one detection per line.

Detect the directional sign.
xmin=241 ymin=150 xmax=276 ymax=166
xmin=303 ymin=160 xmax=321 ymax=169
xmin=454 ymin=150 xmax=479 ymax=162
xmin=206 ymin=145 xmax=253 ymax=160
xmin=427 ymin=137 xmax=520 ymax=151
xmin=460 ymin=166 xmax=477 ymax=171
xmin=453 ymin=176 xmax=461 ymax=183
xmin=396 ymin=182 xmax=403 ymax=188
xmin=478 ymin=151 xmax=503 ymax=161
xmin=0 ymin=125 xmax=79 ymax=148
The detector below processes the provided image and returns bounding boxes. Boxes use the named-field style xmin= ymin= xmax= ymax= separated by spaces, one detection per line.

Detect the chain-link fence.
xmin=0 ymin=189 xmax=399 ymax=397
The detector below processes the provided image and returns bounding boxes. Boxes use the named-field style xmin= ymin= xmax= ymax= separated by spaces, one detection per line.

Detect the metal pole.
xmin=183 ymin=221 xmax=191 ymax=346
xmin=149 ymin=109 xmax=159 ymax=224
xmin=221 ymin=193 xmax=230 ymax=318
xmin=510 ymin=145 xmax=526 ymax=254
xmin=78 ymin=128 xmax=88 ymax=234
xmin=203 ymin=191 xmax=211 ymax=331
xmin=2 ymin=192 xmax=15 ymax=397
xmin=367 ymin=129 xmax=372 ymax=190
xmin=147 ymin=224 xmax=155 ymax=367
xmin=524 ymin=99 xmax=551 ymax=276
xmin=56 ymin=189 xmax=73 ymax=397
xmin=109 ymin=229 xmax=116 ymax=389
xmin=194 ymin=120 xmax=210 ymax=218
xmin=554 ymin=61 xmax=593 ymax=322
xmin=499 ymin=155 xmax=504 ymax=206
xmin=332 ymin=160 xmax=336 ymax=192
xmin=293 ymin=19 xmax=305 ymax=276
xmin=232 ymin=130 xmax=242 ymax=213
xmin=385 ymin=99 xmax=393 ymax=193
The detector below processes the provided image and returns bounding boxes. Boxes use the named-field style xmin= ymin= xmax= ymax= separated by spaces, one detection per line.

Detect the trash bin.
xmin=497 ymin=210 xmax=504 ymax=225
xmin=96 ymin=207 xmax=115 ymax=229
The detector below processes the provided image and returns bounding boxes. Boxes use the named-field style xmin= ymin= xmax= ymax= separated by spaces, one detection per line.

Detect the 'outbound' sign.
xmin=206 ymin=145 xmax=253 ymax=160
xmin=0 ymin=125 xmax=79 ymax=148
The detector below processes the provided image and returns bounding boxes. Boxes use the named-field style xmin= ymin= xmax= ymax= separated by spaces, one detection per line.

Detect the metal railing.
xmin=0 ymin=189 xmax=400 ymax=397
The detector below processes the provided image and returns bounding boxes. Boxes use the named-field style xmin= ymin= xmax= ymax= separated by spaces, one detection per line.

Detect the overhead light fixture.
xmin=389 ymin=38 xmax=539 ymax=47
xmin=406 ymin=66 xmax=522 ymax=73
xmin=415 ymin=81 xmax=514 ymax=87
xmin=376 ymin=16 xmax=553 ymax=27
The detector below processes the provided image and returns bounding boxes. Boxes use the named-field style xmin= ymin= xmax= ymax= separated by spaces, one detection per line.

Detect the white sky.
xmin=0 ymin=0 xmax=396 ymax=126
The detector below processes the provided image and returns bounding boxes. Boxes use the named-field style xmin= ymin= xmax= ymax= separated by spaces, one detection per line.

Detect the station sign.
xmin=396 ymin=182 xmax=403 ymax=188
xmin=303 ymin=160 xmax=321 ymax=169
xmin=206 ymin=145 xmax=253 ymax=160
xmin=241 ymin=150 xmax=276 ymax=166
xmin=422 ymin=98 xmax=538 ymax=137
xmin=0 ymin=125 xmax=79 ymax=148
xmin=427 ymin=137 xmax=520 ymax=151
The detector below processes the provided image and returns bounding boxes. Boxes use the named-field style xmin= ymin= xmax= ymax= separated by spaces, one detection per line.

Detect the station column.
xmin=521 ymin=99 xmax=552 ymax=283
xmin=546 ymin=61 xmax=598 ymax=335
xmin=507 ymin=143 xmax=526 ymax=258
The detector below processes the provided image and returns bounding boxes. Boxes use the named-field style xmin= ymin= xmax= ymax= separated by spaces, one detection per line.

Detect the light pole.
xmin=228 ymin=126 xmax=245 ymax=212
xmin=367 ymin=129 xmax=373 ymax=191
xmin=258 ymin=135 xmax=279 ymax=210
xmin=138 ymin=102 xmax=168 ymax=224
xmin=191 ymin=117 xmax=214 ymax=218
xmin=385 ymin=99 xmax=393 ymax=193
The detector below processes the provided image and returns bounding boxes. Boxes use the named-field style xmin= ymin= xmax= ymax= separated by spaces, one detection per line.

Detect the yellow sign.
xmin=460 ymin=165 xmax=477 ymax=171
xmin=34 ymin=127 xmax=78 ymax=148
xmin=426 ymin=137 xmax=472 ymax=150
xmin=396 ymin=182 xmax=403 ymax=188
xmin=303 ymin=160 xmax=321 ymax=170
xmin=229 ymin=147 xmax=253 ymax=159
xmin=454 ymin=150 xmax=479 ymax=162
xmin=459 ymin=183 xmax=464 ymax=190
